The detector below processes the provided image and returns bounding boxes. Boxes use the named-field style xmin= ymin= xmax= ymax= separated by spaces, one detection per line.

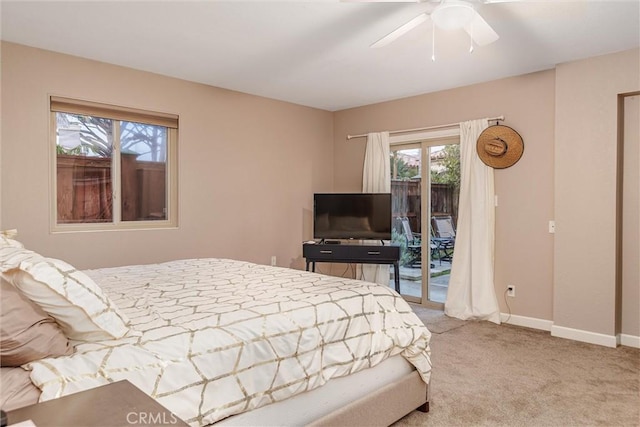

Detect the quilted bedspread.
xmin=26 ymin=258 xmax=432 ymax=426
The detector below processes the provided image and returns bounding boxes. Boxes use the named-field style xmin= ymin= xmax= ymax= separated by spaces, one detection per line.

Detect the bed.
xmin=1 ymin=234 xmax=431 ymax=426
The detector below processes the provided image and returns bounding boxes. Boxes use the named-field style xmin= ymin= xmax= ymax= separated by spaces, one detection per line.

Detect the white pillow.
xmin=0 ymin=232 xmax=30 ymax=275
xmin=4 ymin=254 xmax=131 ymax=341
xmin=0 ymin=232 xmax=24 ymax=249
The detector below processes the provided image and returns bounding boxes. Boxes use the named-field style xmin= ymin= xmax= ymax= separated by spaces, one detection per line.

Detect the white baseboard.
xmin=550 ymin=325 xmax=618 ymax=348
xmin=500 ymin=312 xmax=640 ymax=349
xmin=500 ymin=313 xmax=553 ymax=331
xmin=620 ymin=333 xmax=640 ymax=349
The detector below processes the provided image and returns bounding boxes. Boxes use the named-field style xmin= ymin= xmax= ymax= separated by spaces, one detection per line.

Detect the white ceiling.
xmin=1 ymin=0 xmax=639 ymax=111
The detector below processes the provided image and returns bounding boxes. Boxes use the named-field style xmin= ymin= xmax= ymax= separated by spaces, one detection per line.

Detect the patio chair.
xmin=431 ymin=215 xmax=456 ymax=265
xmin=398 ymin=217 xmax=437 ymax=269
xmin=399 ymin=217 xmax=422 ymax=268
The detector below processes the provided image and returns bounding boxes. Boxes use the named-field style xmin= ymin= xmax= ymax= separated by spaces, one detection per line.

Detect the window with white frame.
xmin=51 ymin=97 xmax=178 ymax=231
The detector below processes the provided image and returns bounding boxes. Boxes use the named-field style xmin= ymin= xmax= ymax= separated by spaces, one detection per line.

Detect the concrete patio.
xmin=390 ymin=260 xmax=451 ymax=303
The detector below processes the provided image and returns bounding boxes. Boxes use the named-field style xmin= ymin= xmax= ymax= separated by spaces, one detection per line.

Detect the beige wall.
xmin=2 ymin=41 xmax=637 ymax=344
xmin=554 ymin=49 xmax=640 ymax=339
xmin=622 ymin=94 xmax=639 ymax=338
xmin=0 ymin=42 xmax=334 ymax=270
xmin=333 ymin=70 xmax=556 ymax=322
xmin=333 ymin=49 xmax=639 ymax=342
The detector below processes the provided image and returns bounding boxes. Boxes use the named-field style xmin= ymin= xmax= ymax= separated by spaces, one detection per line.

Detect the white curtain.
xmin=362 ymin=132 xmax=391 ymax=286
xmin=444 ymin=119 xmax=501 ymax=324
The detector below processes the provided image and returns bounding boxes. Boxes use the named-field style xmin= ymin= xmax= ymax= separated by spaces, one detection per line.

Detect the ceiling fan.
xmin=370 ymin=0 xmax=516 ymax=49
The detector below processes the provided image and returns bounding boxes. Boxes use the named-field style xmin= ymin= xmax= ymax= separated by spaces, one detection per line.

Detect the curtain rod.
xmin=346 ymin=115 xmax=505 ymax=140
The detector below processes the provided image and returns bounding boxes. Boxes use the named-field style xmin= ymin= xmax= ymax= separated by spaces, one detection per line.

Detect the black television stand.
xmin=319 ymin=239 xmax=386 ymax=245
xmin=320 ymin=239 xmax=341 ymax=245
xmin=303 ymin=243 xmax=401 ymax=292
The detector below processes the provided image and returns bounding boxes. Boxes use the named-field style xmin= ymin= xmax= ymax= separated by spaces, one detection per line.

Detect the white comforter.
xmin=26 ymin=259 xmax=431 ymax=426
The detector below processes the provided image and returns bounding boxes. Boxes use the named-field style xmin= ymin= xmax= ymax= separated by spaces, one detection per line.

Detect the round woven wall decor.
xmin=476 ymin=125 xmax=524 ymax=169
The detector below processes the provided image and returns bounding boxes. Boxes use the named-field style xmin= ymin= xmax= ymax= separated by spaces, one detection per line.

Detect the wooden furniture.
xmin=6 ymin=380 xmax=187 ymax=427
xmin=303 ymin=243 xmax=401 ymax=292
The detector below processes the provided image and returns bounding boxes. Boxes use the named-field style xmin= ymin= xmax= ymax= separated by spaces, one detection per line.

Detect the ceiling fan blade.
xmin=370 ymin=13 xmax=429 ymax=48
xmin=464 ymin=11 xmax=498 ymax=46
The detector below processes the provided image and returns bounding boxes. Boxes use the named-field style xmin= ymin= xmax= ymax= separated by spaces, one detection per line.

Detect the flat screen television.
xmin=313 ymin=193 xmax=392 ymax=241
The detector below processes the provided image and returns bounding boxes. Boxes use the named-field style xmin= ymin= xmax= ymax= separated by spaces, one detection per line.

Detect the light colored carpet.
xmin=409 ymin=303 xmax=466 ymax=334
xmin=397 ymin=307 xmax=640 ymax=427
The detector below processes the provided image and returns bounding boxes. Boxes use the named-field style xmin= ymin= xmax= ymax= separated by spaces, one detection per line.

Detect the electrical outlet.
xmin=271 ymin=256 xmax=277 ymax=266
xmin=507 ymin=285 xmax=515 ymax=297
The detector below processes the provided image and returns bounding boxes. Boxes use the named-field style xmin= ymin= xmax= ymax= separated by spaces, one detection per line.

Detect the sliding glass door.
xmin=390 ymin=138 xmax=459 ymax=305
xmin=390 ymin=145 xmax=422 ymax=301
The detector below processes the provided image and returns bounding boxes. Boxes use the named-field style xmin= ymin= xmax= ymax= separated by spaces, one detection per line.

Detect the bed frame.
xmin=2 ymin=363 xmax=428 ymax=426
xmin=217 ymin=356 xmax=429 ymax=426
xmin=309 ymin=370 xmax=429 ymax=427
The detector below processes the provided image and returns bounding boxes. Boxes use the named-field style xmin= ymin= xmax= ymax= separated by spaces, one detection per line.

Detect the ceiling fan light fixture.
xmin=431 ymin=1 xmax=476 ymax=31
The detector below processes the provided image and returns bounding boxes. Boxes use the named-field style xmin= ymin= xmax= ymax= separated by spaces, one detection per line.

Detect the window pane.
xmin=429 ymin=143 xmax=460 ymax=304
xmin=390 ymin=147 xmax=423 ymax=299
xmin=120 ymin=121 xmax=168 ymax=221
xmin=56 ymin=112 xmax=113 ymax=223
